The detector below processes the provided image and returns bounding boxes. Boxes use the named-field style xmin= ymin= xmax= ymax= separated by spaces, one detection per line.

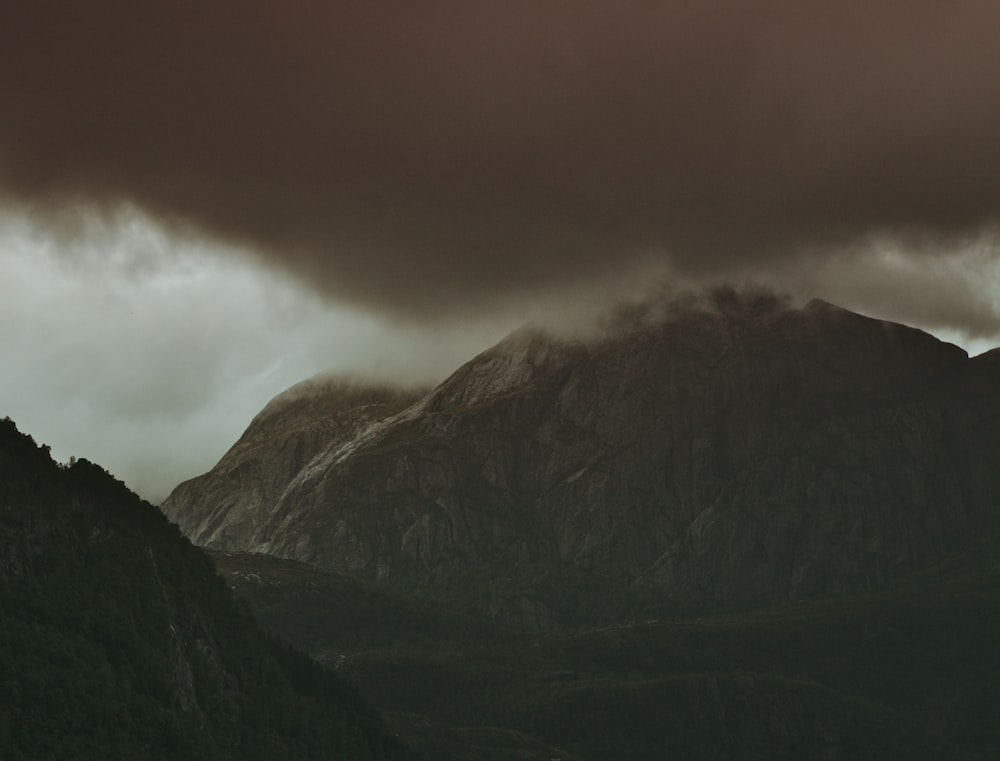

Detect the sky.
xmin=2 ymin=2 xmax=1000 ymax=501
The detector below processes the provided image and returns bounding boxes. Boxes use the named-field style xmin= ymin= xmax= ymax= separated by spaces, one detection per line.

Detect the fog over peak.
xmin=0 ymin=211 xmax=996 ymax=502
xmin=2 ymin=3 xmax=1000 ymax=498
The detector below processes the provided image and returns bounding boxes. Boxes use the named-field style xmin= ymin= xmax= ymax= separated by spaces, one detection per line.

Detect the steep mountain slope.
xmin=165 ymin=377 xmax=423 ymax=547
xmin=0 ymin=417 xmax=415 ymax=761
xmin=163 ymin=294 xmax=1000 ymax=619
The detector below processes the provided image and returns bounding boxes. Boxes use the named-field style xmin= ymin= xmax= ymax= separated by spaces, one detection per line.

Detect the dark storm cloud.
xmin=3 ymin=1 xmax=999 ymax=317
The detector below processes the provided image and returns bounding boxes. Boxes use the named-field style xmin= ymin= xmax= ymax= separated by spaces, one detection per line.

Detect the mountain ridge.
xmin=165 ymin=378 xmax=425 ymax=549
xmin=162 ymin=294 xmax=1000 ymax=624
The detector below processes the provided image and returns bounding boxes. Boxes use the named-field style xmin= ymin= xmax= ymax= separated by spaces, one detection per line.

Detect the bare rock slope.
xmin=162 ymin=297 xmax=1000 ymax=612
xmin=164 ymin=377 xmax=423 ymax=548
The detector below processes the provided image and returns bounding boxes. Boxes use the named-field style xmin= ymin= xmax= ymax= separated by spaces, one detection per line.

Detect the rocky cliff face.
xmin=164 ymin=377 xmax=423 ymax=547
xmin=162 ymin=296 xmax=1000 ymax=610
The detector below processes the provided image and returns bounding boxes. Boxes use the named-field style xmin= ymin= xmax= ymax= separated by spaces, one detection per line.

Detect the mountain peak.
xmin=162 ymin=299 xmax=1000 ymax=622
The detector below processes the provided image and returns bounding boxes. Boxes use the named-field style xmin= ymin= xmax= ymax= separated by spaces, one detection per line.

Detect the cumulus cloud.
xmin=2 ymin=1 xmax=999 ymax=324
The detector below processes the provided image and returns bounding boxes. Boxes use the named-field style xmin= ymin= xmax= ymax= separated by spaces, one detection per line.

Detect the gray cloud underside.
xmin=3 ymin=1 xmax=999 ymax=322
xmin=0 ymin=213 xmax=520 ymax=501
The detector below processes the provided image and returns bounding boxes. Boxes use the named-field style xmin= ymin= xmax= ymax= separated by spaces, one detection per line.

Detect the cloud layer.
xmin=4 ymin=3 xmax=1000 ymax=499
xmin=1 ymin=209 xmax=996 ymax=501
xmin=0 ymin=210 xmax=515 ymax=500
xmin=4 ymin=2 xmax=1000 ymax=319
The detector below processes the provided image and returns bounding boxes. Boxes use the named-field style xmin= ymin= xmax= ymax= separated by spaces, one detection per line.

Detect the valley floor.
xmin=210 ymin=551 xmax=1000 ymax=761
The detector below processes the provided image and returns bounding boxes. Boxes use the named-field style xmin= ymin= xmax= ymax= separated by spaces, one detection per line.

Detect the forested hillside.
xmin=0 ymin=417 xmax=416 ymax=761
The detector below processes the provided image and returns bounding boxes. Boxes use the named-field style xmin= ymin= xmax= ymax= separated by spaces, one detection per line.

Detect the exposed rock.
xmin=163 ymin=376 xmax=423 ymax=547
xmin=162 ymin=297 xmax=1000 ymax=614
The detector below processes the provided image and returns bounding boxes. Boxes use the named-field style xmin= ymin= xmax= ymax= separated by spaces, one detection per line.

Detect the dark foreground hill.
xmin=164 ymin=293 xmax=1000 ymax=626
xmin=0 ymin=417 xmax=416 ymax=761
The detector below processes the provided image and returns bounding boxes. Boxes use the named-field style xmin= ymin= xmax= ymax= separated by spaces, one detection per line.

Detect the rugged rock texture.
xmin=163 ymin=296 xmax=1000 ymax=611
xmin=164 ymin=377 xmax=422 ymax=547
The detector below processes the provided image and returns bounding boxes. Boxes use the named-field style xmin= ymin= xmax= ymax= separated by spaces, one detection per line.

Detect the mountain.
xmin=164 ymin=376 xmax=424 ymax=549
xmin=0 ymin=417 xmax=416 ymax=761
xmin=163 ymin=292 xmax=1000 ymax=623
xmin=156 ymin=291 xmax=1000 ymax=759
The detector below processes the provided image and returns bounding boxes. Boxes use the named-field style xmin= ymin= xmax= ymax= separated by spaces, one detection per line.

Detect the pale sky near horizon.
xmin=0 ymin=209 xmax=526 ymax=502
xmin=3 ymin=207 xmax=998 ymax=502
xmin=3 ymin=2 xmax=1000 ymax=499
